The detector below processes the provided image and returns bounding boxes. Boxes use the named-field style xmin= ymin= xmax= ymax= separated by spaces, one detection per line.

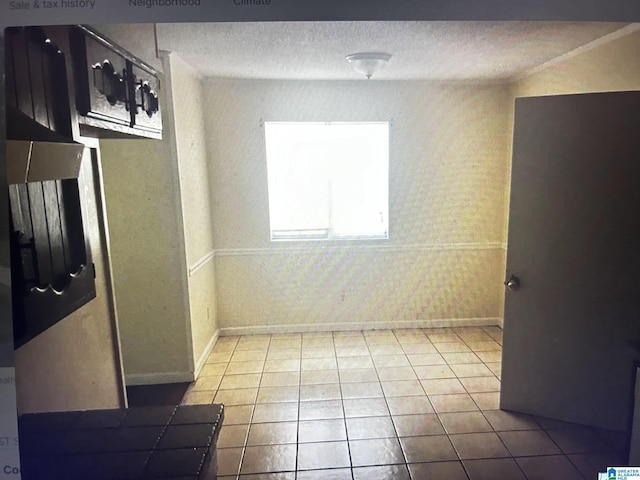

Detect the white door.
xmin=500 ymin=91 xmax=640 ymax=431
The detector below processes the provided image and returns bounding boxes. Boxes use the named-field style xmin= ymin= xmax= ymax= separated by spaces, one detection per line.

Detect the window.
xmin=264 ymin=122 xmax=389 ymax=241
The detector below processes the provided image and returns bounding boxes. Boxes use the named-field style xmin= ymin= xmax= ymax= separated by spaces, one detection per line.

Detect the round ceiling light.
xmin=345 ymin=52 xmax=392 ymax=79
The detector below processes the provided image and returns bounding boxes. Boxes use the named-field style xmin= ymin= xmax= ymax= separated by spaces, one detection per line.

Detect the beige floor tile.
xmin=231 ymin=349 xmax=268 ymax=362
xmin=337 ymin=356 xmax=374 ymax=369
xmin=212 ymin=342 xmax=237 ymax=354
xmin=221 ymin=404 xmax=254 ymax=425
xmin=486 ymin=362 xmax=502 ymax=378
xmin=299 ymin=399 xmax=344 ymax=421
xmin=449 ymin=432 xmax=511 ymax=459
xmin=256 ymin=385 xmax=300 ymax=403
xmin=181 ymin=390 xmax=215 ymax=405
xmin=269 ymin=338 xmax=302 ymax=350
xmin=426 ymin=332 xmax=461 ymax=343
xmin=459 ymin=376 xmax=501 ymax=393
xmin=217 ymin=424 xmax=250 ymax=448
xmin=385 ymin=396 xmax=433 ymax=416
xmin=301 ymin=357 xmax=338 ymax=371
xmin=338 ymin=368 xmax=379 ymax=383
xmin=438 ymin=411 xmax=493 ymax=434
xmin=393 ymin=413 xmax=444 ymax=437
xmin=301 ymin=347 xmax=336 ymax=359
xmin=421 ymin=378 xmax=466 ymax=395
xmin=190 ymin=375 xmax=223 ymax=391
xmin=457 ymin=332 xmax=495 ymax=343
xmin=407 ymin=353 xmax=447 ymax=366
xmin=266 ymin=349 xmax=301 ymax=361
xmin=236 ymin=340 xmax=270 ymax=352
xmin=297 ymin=470 xmax=351 ymax=480
xmin=366 ymin=339 xmax=402 ymax=350
xmin=545 ymin=427 xmax=612 ymax=454
xmin=241 ymin=444 xmax=297 ymax=474
xmin=450 ymin=363 xmax=494 ymax=378
xmin=297 ymin=441 xmax=351 ymax=470
xmin=225 ymin=361 xmax=265 ymax=375
xmin=219 ymin=373 xmax=262 ymax=390
xmin=381 ymin=380 xmax=425 ymax=397
xmin=344 ymin=398 xmax=390 ymax=418
xmin=301 ymin=337 xmax=334 ymax=349
xmin=298 ymin=418 xmax=347 ymax=443
xmin=333 ymin=337 xmax=368 ymax=348
xmin=206 ymin=351 xmax=233 ymax=363
xmin=213 ymin=388 xmax=258 ymax=406
xmin=377 ymin=367 xmax=417 ymax=381
xmin=199 ymin=363 xmax=227 ymax=377
xmin=401 ymin=343 xmax=438 ymax=354
xmin=462 ymin=458 xmax=526 ymax=480
xmin=434 ymin=342 xmax=472 ymax=353
xmin=408 ymin=461 xmax=469 ymax=480
xmin=498 ymin=430 xmax=562 ymax=456
xmin=368 ymin=344 xmax=405 ymax=356
xmin=349 ymin=438 xmax=405 ymax=466
xmin=334 ymin=345 xmax=370 ymax=357
xmin=441 ymin=352 xmax=482 ymax=364
xmin=300 ymin=383 xmax=342 ymax=402
xmin=300 ymin=369 xmax=340 ymax=385
xmin=353 ymin=465 xmax=411 ymax=480
xmin=263 ymin=359 xmax=300 ymax=373
xmin=515 ymin=455 xmax=584 ymax=480
xmin=475 ymin=351 xmax=502 ymax=363
xmin=341 ymin=381 xmax=384 ymax=399
xmin=252 ymin=402 xmax=298 ymax=423
xmin=393 ymin=328 xmax=427 ymax=338
xmin=346 ymin=416 xmax=396 ymax=440
xmin=466 ymin=341 xmax=502 ymax=352
xmin=470 ymin=392 xmax=500 ymax=410
xmin=372 ymin=355 xmax=410 ymax=368
xmin=260 ymin=371 xmax=300 ymax=387
xmin=247 ymin=421 xmax=298 ymax=446
xmin=400 ymin=435 xmax=458 ymax=463
xmin=216 ymin=447 xmax=243 ymax=477
xmin=482 ymin=410 xmax=539 ymax=431
xmin=429 ymin=393 xmax=479 ymax=413
xmin=413 ymin=365 xmax=456 ymax=379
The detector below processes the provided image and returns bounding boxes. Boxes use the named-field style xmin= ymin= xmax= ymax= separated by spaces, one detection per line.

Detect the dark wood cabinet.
xmin=5 ymin=26 xmax=73 ymax=140
xmin=70 ymin=26 xmax=163 ymax=139
xmin=5 ymin=24 xmax=163 ymax=347
xmin=9 ymin=178 xmax=96 ymax=348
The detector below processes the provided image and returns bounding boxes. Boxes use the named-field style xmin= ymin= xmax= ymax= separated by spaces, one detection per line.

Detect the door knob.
xmin=505 ymin=274 xmax=521 ymax=291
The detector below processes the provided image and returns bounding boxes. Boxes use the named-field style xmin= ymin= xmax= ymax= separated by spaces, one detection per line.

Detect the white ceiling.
xmin=155 ymin=21 xmax=632 ymax=81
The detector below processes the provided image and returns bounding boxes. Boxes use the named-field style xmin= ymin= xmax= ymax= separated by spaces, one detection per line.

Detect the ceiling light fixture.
xmin=345 ymin=52 xmax=392 ymax=79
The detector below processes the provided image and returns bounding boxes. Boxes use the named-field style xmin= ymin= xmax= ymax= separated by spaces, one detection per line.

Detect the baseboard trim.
xmin=125 ymin=371 xmax=196 ymax=386
xmin=194 ymin=330 xmax=219 ymax=378
xmin=219 ymin=317 xmax=502 ymax=336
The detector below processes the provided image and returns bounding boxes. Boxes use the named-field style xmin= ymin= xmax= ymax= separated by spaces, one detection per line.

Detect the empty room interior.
xmin=7 ymin=20 xmax=640 ymax=479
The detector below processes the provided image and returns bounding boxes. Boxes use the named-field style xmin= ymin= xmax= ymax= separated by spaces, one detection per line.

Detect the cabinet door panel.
xmin=130 ymin=64 xmax=162 ymax=136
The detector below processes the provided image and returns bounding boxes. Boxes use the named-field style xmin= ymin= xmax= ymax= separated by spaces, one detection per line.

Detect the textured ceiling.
xmin=156 ymin=21 xmax=630 ymax=81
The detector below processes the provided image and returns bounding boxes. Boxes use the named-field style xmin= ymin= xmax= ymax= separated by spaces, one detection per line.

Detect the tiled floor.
xmin=180 ymin=326 xmax=628 ymax=479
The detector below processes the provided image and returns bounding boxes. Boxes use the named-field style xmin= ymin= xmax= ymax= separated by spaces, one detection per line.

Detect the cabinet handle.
xmin=91 ymin=60 xmax=128 ymax=106
xmin=135 ymin=80 xmax=159 ymax=117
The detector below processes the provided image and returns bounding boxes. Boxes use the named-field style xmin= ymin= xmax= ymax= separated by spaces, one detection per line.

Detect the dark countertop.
xmin=18 ymin=403 xmax=224 ymax=480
